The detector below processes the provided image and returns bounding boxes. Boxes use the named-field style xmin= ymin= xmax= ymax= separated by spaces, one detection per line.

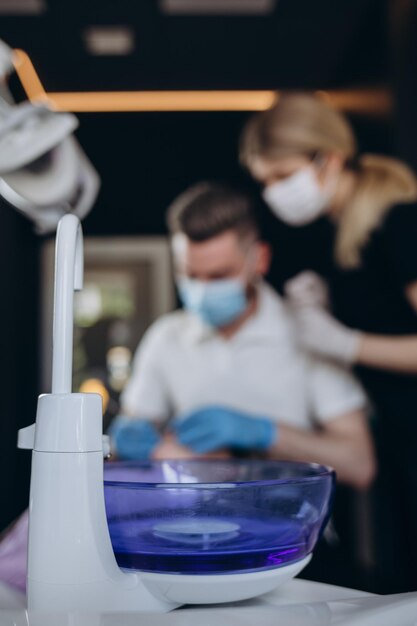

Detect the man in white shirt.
xmin=111 ymin=182 xmax=376 ymax=489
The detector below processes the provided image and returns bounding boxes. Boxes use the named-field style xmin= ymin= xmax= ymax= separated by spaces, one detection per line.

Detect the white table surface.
xmin=0 ymin=578 xmax=417 ymax=626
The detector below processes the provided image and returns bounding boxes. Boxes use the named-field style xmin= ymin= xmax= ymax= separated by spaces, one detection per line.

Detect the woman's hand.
xmin=286 ymin=272 xmax=417 ymax=373
xmin=291 ymin=305 xmax=362 ymax=363
xmin=285 ymin=271 xmax=362 ymax=363
xmin=284 ymin=271 xmax=330 ymax=308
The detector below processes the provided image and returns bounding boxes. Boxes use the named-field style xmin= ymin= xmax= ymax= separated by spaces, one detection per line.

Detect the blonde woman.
xmin=240 ymin=93 xmax=417 ymax=592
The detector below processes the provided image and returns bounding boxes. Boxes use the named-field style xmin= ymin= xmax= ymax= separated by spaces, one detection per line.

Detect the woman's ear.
xmin=328 ymin=152 xmax=345 ymax=172
xmin=255 ymin=242 xmax=272 ymax=276
xmin=317 ymin=152 xmax=345 ymax=185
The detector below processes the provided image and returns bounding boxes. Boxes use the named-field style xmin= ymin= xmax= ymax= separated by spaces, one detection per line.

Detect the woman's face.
xmin=249 ymin=153 xmax=344 ymax=227
xmin=249 ymin=154 xmax=314 ymax=187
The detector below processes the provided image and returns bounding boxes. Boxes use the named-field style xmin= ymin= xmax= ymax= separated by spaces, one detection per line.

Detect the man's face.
xmin=173 ymin=230 xmax=261 ymax=283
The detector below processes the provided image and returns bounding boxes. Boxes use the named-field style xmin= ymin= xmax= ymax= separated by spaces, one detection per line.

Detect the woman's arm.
xmin=357 ymin=334 xmax=417 ymax=373
xmin=269 ymin=410 xmax=376 ymax=490
xmin=288 ymin=278 xmax=417 ymax=374
xmin=351 ymin=280 xmax=417 ymax=373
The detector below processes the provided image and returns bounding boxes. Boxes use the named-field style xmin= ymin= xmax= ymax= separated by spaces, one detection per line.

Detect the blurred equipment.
xmin=0 ymin=0 xmax=45 ymax=15
xmin=79 ymin=378 xmax=110 ymax=413
xmin=0 ymin=39 xmax=14 ymax=77
xmin=0 ymin=39 xmax=99 ymax=233
xmin=159 ymin=0 xmax=277 ymax=15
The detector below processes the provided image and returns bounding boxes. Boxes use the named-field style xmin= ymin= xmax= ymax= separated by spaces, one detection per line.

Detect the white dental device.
xmin=17 ymin=214 xmax=178 ymax=612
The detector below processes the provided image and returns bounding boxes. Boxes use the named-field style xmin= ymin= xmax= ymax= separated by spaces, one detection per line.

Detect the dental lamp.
xmin=0 ymin=40 xmax=99 ymax=233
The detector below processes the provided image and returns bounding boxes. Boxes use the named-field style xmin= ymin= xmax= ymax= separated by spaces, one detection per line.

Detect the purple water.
xmin=107 ymin=514 xmax=315 ymax=574
xmin=104 ymin=461 xmax=335 ymax=575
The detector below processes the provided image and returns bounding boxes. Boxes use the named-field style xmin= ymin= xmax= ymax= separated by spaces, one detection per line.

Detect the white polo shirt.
xmin=121 ymin=282 xmax=366 ymax=430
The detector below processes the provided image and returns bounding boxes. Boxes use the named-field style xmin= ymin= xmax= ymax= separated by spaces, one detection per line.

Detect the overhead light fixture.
xmin=32 ymin=90 xmax=279 ymax=112
xmin=0 ymin=0 xmax=45 ymax=15
xmin=159 ymin=0 xmax=276 ymax=16
xmin=83 ymin=26 xmax=135 ymax=56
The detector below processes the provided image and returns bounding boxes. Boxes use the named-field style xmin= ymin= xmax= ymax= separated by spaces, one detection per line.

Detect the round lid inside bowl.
xmin=152 ymin=518 xmax=240 ymax=545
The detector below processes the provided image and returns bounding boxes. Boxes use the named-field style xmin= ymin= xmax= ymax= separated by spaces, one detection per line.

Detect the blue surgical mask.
xmin=178 ymin=277 xmax=247 ymax=327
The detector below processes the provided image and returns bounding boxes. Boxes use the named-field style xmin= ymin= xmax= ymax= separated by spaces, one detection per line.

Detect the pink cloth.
xmin=0 ymin=510 xmax=28 ymax=592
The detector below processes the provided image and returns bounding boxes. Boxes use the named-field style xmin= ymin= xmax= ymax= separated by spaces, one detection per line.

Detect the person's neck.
xmin=218 ymin=285 xmax=259 ymax=340
xmin=327 ymin=169 xmax=358 ymax=221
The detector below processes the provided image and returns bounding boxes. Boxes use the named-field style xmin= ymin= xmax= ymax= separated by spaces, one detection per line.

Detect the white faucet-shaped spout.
xmin=52 ymin=214 xmax=83 ymax=394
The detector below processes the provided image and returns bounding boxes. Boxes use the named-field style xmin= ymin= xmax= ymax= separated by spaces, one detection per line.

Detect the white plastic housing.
xmin=141 ymin=556 xmax=312 ymax=605
xmin=24 ymin=392 xmax=178 ymax=612
xmin=20 ymin=215 xmax=177 ymax=612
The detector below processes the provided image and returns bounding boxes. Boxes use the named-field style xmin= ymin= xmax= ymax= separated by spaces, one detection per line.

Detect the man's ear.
xmin=255 ymin=242 xmax=272 ymax=276
xmin=171 ymin=233 xmax=188 ymax=274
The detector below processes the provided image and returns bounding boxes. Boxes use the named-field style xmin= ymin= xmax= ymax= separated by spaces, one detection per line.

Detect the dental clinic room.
xmin=1 ymin=1 xmax=417 ymax=624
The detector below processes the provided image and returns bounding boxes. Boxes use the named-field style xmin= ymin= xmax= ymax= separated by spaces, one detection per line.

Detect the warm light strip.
xmin=13 ymin=48 xmax=393 ymax=115
xmin=13 ymin=49 xmax=47 ymax=100
xmin=44 ymin=90 xmax=279 ymax=112
xmin=317 ymin=89 xmax=393 ymax=117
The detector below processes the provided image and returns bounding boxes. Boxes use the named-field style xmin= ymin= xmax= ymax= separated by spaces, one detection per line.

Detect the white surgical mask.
xmin=262 ymin=166 xmax=334 ymax=226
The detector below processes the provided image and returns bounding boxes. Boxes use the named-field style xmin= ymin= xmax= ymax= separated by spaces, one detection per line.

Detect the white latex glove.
xmin=285 ymin=271 xmax=330 ymax=309
xmin=292 ymin=306 xmax=363 ymax=364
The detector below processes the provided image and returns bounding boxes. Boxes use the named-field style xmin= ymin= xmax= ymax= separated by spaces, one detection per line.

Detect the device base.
xmin=28 ymin=575 xmax=180 ymax=613
xmin=139 ymin=555 xmax=312 ymax=605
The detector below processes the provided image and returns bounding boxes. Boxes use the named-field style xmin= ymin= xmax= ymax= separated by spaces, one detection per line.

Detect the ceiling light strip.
xmin=43 ymin=90 xmax=279 ymax=112
xmin=12 ymin=48 xmax=393 ymax=115
xmin=13 ymin=49 xmax=47 ymax=100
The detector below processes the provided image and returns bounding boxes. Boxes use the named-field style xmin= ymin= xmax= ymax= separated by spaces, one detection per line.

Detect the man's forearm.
xmin=268 ymin=421 xmax=376 ymax=490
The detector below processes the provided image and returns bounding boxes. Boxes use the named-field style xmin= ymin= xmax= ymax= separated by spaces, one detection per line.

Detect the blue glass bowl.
xmin=104 ymin=460 xmax=335 ymax=576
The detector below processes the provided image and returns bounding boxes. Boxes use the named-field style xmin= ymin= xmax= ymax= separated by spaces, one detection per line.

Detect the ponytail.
xmin=335 ymin=155 xmax=417 ymax=267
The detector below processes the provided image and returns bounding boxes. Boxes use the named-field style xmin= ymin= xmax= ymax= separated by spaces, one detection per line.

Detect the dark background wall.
xmin=1 ymin=0 xmax=388 ymax=91
xmin=0 ymin=208 xmax=38 ymax=532
xmin=78 ymin=112 xmax=396 ymax=237
xmin=0 ymin=110 xmax=396 ymax=532
xmin=1 ymin=0 xmax=417 ymax=534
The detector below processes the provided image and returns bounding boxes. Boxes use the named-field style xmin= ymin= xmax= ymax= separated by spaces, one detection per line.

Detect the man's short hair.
xmin=167 ymin=182 xmax=260 ymax=243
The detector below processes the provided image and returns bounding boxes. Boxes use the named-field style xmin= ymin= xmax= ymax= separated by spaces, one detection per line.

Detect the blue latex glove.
xmin=173 ymin=406 xmax=276 ymax=454
xmin=108 ymin=416 xmax=160 ymax=460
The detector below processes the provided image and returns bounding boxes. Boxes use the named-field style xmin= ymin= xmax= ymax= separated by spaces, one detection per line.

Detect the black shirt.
xmin=267 ymin=202 xmax=417 ymax=425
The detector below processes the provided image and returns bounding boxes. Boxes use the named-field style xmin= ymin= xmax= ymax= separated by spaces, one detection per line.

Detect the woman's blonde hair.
xmin=240 ymin=93 xmax=417 ymax=268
